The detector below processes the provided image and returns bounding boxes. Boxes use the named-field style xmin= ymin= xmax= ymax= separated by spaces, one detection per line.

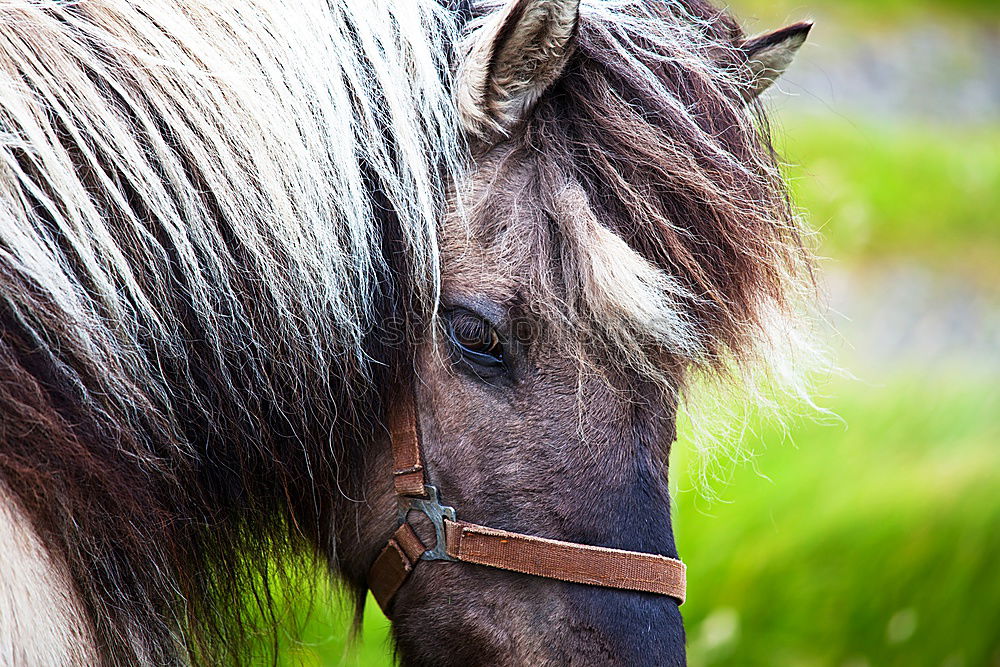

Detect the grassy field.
xmin=778 ymin=118 xmax=1000 ymax=280
xmin=675 ymin=373 xmax=1000 ymax=666
xmin=726 ymin=0 xmax=1000 ymax=26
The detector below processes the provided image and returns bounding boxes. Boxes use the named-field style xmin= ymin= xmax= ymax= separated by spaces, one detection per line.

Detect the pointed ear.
xmin=740 ymin=21 xmax=812 ymax=101
xmin=456 ymin=0 xmax=580 ymax=140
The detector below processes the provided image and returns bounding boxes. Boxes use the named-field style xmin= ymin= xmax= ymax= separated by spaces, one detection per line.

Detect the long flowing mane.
xmin=550 ymin=1 xmax=823 ymax=451
xmin=0 ymin=1 xmax=462 ymax=662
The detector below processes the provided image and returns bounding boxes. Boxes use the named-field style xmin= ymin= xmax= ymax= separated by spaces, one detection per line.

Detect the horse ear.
xmin=739 ymin=21 xmax=812 ymax=101
xmin=456 ymin=0 xmax=580 ymax=140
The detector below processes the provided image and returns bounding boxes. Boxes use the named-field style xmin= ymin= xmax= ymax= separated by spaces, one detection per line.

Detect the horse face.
xmin=353 ymin=1 xmax=811 ymax=663
xmin=382 ymin=0 xmax=690 ymax=641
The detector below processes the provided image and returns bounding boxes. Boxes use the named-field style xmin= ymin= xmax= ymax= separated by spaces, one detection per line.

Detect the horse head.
xmin=347 ymin=2 xmax=812 ymax=664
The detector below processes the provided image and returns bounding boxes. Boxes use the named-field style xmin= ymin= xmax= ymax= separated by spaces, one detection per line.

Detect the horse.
xmin=0 ymin=0 xmax=816 ymax=664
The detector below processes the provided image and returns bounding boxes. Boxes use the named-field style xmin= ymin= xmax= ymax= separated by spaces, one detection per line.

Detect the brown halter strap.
xmin=367 ymin=385 xmax=686 ymax=614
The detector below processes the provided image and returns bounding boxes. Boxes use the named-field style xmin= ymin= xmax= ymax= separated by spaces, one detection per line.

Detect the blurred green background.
xmin=253 ymin=2 xmax=1000 ymax=665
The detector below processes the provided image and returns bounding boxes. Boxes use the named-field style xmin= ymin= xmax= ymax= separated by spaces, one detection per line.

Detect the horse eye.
xmin=445 ymin=310 xmax=503 ymax=365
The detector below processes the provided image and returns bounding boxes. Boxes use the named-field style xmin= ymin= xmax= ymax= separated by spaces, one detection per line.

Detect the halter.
xmin=367 ymin=385 xmax=686 ymax=614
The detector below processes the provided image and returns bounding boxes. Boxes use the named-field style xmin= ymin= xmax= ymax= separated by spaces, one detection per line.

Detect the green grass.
xmin=245 ymin=587 xmax=392 ymax=666
xmin=725 ymin=0 xmax=1000 ymax=28
xmin=255 ymin=373 xmax=999 ymax=665
xmin=675 ymin=372 xmax=1000 ymax=666
xmin=777 ymin=117 xmax=1000 ymax=281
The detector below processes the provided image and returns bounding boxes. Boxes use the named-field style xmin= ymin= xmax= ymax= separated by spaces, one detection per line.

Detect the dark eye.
xmin=445 ymin=309 xmax=504 ymax=367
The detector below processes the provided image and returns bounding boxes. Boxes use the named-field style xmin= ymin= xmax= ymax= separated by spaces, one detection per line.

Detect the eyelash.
xmin=445 ymin=310 xmax=504 ymax=367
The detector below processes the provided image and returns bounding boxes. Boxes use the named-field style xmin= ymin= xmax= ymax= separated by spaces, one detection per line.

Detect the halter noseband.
xmin=367 ymin=385 xmax=686 ymax=614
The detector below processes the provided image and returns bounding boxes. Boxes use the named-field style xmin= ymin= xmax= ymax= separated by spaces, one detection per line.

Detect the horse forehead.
xmin=439 ymin=250 xmax=522 ymax=306
xmin=439 ymin=223 xmax=537 ymax=301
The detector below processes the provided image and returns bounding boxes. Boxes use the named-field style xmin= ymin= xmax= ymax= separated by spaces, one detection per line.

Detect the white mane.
xmin=0 ymin=0 xmax=461 ymax=396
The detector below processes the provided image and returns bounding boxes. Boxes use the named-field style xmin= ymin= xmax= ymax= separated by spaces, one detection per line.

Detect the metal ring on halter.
xmin=397 ymin=485 xmax=457 ymax=562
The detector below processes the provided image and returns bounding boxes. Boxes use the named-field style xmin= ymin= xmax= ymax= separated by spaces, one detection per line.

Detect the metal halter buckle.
xmin=397 ymin=484 xmax=457 ymax=561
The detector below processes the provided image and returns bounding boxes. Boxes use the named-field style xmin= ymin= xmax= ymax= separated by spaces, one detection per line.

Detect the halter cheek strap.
xmin=367 ymin=386 xmax=686 ymax=614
